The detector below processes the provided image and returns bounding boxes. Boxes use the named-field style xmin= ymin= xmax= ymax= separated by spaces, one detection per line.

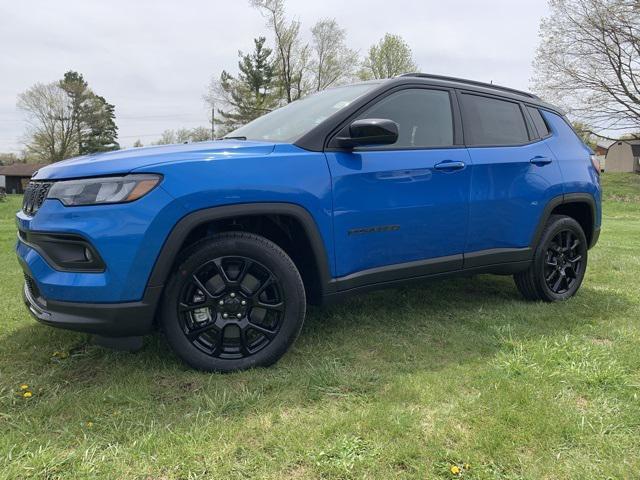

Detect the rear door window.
xmin=460 ymin=93 xmax=529 ymax=146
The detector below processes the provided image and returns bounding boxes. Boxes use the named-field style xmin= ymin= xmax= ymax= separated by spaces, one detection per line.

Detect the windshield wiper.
xmin=221 ymin=136 xmax=247 ymax=140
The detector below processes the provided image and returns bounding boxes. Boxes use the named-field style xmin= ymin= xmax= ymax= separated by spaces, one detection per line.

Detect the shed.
xmin=0 ymin=163 xmax=47 ymax=194
xmin=605 ymin=140 xmax=640 ymax=173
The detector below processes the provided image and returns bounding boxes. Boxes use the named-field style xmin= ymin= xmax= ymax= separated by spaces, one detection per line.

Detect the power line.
xmin=118 ymin=112 xmax=209 ymax=120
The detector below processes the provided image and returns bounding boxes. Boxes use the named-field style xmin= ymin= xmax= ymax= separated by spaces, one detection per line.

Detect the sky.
xmin=0 ymin=0 xmax=550 ymax=153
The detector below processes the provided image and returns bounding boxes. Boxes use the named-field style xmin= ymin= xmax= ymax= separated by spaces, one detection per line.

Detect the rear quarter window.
xmin=526 ymin=106 xmax=551 ymax=137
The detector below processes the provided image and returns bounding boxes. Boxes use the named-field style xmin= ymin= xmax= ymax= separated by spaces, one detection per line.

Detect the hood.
xmin=32 ymin=140 xmax=277 ymax=180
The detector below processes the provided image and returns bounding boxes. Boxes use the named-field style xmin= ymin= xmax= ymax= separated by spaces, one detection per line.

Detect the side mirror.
xmin=335 ymin=118 xmax=399 ymax=148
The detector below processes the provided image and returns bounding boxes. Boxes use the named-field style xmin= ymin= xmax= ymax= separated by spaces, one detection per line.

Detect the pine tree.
xmin=58 ymin=71 xmax=119 ymax=155
xmin=216 ymin=37 xmax=279 ymax=131
xmin=59 ymin=71 xmax=89 ymax=153
xmin=81 ymin=95 xmax=119 ymax=153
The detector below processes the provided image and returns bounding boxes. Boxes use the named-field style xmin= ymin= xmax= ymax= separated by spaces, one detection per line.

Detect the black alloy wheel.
xmin=514 ymin=215 xmax=588 ymax=302
xmin=543 ymin=229 xmax=584 ymax=295
xmin=161 ymin=232 xmax=306 ymax=372
xmin=178 ymin=256 xmax=284 ymax=359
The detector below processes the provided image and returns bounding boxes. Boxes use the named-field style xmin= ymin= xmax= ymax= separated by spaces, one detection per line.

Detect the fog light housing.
xmin=19 ymin=230 xmax=105 ymax=272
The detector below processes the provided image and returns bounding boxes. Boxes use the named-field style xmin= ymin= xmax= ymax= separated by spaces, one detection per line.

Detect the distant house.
xmin=593 ymin=143 xmax=609 ymax=157
xmin=594 ymin=140 xmax=614 ymax=171
xmin=605 ymin=140 xmax=640 ymax=173
xmin=0 ymin=164 xmax=47 ymax=194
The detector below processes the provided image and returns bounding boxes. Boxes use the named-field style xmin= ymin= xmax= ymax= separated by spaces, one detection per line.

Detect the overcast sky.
xmin=0 ymin=0 xmax=550 ymax=153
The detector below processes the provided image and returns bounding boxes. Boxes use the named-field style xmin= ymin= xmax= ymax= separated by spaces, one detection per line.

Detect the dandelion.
xmin=19 ymin=384 xmax=29 ymax=390
xmin=22 ymin=391 xmax=33 ymax=399
xmin=450 ymin=465 xmax=461 ymax=475
xmin=86 ymin=421 xmax=94 ymax=428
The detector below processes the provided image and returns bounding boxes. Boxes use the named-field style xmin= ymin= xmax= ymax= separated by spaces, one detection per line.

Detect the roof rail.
xmin=399 ymin=73 xmax=540 ymax=100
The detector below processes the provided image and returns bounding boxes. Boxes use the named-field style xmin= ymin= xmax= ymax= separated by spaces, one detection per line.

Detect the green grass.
xmin=0 ymin=173 xmax=639 ymax=479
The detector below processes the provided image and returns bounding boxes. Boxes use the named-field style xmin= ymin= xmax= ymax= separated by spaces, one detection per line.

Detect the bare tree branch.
xmin=17 ymin=82 xmax=77 ymax=162
xmin=533 ymin=0 xmax=640 ymax=136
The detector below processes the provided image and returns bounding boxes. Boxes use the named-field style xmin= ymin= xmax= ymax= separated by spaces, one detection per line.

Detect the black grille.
xmin=22 ymin=181 xmax=53 ymax=216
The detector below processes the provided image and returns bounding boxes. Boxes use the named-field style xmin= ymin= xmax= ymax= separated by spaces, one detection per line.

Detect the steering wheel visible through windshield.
xmin=224 ymin=83 xmax=379 ymax=143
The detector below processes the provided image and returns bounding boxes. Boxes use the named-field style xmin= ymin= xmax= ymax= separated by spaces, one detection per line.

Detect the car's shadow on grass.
xmin=2 ymin=273 xmax=632 ymax=411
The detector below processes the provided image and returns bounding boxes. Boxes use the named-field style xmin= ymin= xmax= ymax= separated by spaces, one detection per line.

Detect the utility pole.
xmin=210 ymin=105 xmax=215 ymax=140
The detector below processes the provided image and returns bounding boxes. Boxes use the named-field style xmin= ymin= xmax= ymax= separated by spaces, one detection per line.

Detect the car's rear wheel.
xmin=514 ymin=214 xmax=588 ymax=302
xmin=161 ymin=232 xmax=306 ymax=372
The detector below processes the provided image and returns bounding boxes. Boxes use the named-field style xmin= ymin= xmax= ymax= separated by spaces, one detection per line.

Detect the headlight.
xmin=47 ymin=174 xmax=161 ymax=206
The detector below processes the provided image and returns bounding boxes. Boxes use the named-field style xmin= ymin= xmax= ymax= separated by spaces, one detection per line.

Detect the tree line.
xmin=8 ymin=0 xmax=637 ymax=165
xmin=14 ymin=0 xmax=418 ymax=163
xmin=206 ymin=0 xmax=417 ymax=134
xmin=17 ymin=71 xmax=119 ymax=163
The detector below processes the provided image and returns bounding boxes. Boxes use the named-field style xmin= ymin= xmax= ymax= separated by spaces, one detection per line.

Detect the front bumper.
xmin=22 ymin=265 xmax=162 ymax=336
xmin=15 ymin=185 xmax=184 ymax=303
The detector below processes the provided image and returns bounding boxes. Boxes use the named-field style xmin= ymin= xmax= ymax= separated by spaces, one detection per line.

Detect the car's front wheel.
xmin=514 ymin=214 xmax=588 ymax=302
xmin=161 ymin=232 xmax=306 ymax=372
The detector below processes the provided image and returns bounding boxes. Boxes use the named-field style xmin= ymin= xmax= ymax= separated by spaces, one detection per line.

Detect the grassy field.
xmin=0 ymin=173 xmax=638 ymax=479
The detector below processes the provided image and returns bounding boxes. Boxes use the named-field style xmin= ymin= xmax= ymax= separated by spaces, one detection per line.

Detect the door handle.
xmin=434 ymin=160 xmax=466 ymax=171
xmin=530 ymin=156 xmax=552 ymax=166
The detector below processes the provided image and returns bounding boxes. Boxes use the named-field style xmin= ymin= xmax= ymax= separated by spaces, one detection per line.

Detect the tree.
xmin=153 ymin=127 xmax=212 ymax=145
xmin=155 ymin=130 xmax=178 ymax=145
xmin=309 ymin=19 xmax=358 ymax=91
xmin=620 ymin=131 xmax=640 ymax=140
xmin=189 ymin=126 xmax=212 ymax=142
xmin=250 ymin=0 xmax=310 ymax=103
xmin=17 ymin=82 xmax=77 ymax=162
xmin=18 ymin=72 xmax=119 ymax=163
xmin=58 ymin=70 xmax=119 ymax=155
xmin=358 ymin=34 xmax=418 ymax=80
xmin=209 ymin=37 xmax=280 ymax=131
xmin=533 ymin=0 xmax=640 ymax=136
xmin=572 ymin=121 xmax=598 ymax=149
xmin=0 ymin=153 xmax=23 ymax=165
xmin=59 ymin=71 xmax=89 ymax=153
xmin=81 ymin=94 xmax=119 ymax=153
xmin=133 ymin=139 xmax=143 ymax=148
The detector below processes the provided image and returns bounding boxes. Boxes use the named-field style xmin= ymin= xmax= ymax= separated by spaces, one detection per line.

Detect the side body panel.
xmin=17 ymin=144 xmax=334 ymax=303
xmin=465 ymin=141 xmax=564 ymax=253
xmin=326 ymin=148 xmax=472 ymax=277
xmin=541 ymin=111 xmax=602 ymax=231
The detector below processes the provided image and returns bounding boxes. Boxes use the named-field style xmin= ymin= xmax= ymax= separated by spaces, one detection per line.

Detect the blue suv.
xmin=16 ymin=74 xmax=601 ymax=371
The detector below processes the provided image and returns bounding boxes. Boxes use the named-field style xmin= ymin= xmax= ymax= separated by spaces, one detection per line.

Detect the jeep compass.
xmin=16 ymin=74 xmax=602 ymax=371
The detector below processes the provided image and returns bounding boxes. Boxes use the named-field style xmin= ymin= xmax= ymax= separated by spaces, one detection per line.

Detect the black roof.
xmin=399 ymin=73 xmax=539 ymax=99
xmin=395 ymin=73 xmax=559 ymax=112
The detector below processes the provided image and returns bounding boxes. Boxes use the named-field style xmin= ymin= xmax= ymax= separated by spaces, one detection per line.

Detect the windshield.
xmin=224 ymin=83 xmax=378 ymax=143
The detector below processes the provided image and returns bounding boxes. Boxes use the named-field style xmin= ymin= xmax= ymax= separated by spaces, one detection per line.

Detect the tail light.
xmin=590 ymin=155 xmax=601 ymax=174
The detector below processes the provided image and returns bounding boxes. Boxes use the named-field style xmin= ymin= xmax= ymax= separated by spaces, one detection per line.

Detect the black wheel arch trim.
xmin=531 ymin=193 xmax=599 ymax=250
xmin=145 ymin=202 xmax=333 ymax=296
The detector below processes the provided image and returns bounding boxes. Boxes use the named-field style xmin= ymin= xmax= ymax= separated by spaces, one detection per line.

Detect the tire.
xmin=514 ymin=215 xmax=588 ymax=302
xmin=160 ymin=232 xmax=306 ymax=372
